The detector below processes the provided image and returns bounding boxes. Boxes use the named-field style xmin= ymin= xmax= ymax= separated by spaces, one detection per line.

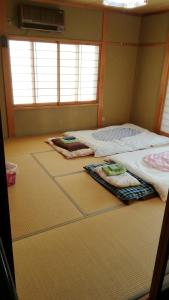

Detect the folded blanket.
xmin=46 ymin=137 xmax=94 ymax=158
xmin=94 ymin=165 xmax=141 ymax=188
xmin=102 ymin=164 xmax=126 ymax=176
xmin=143 ymin=151 xmax=169 ymax=171
xmin=51 ymin=138 xmax=89 ymax=151
xmin=51 ymin=144 xmax=94 ymax=159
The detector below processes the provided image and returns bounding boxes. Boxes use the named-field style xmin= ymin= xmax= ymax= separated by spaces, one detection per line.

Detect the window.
xmin=9 ymin=40 xmax=99 ymax=105
xmin=160 ymin=80 xmax=169 ymax=134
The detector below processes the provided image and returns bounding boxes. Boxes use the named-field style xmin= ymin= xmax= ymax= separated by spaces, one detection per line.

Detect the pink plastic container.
xmin=6 ymin=162 xmax=17 ymax=187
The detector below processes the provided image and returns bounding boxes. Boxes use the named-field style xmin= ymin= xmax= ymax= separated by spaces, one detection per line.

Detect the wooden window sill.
xmin=13 ymin=102 xmax=98 ymax=110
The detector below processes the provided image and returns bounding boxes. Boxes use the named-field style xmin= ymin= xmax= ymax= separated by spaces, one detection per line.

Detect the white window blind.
xmin=160 ymin=81 xmax=169 ymax=133
xmin=9 ymin=41 xmax=34 ymax=104
xmin=9 ymin=40 xmax=99 ymax=105
xmin=34 ymin=42 xmax=58 ymax=103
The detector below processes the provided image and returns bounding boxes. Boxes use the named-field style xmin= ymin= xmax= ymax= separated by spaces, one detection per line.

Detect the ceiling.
xmin=36 ymin=0 xmax=169 ymax=14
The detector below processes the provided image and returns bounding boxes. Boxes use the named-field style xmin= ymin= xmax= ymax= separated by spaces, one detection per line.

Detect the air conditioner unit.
xmin=18 ymin=4 xmax=64 ymax=32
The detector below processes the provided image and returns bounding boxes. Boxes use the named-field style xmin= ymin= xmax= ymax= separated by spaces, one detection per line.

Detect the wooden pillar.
xmin=0 ymin=111 xmax=15 ymax=282
xmin=97 ymin=9 xmax=108 ymax=128
xmin=0 ymin=0 xmax=15 ymax=137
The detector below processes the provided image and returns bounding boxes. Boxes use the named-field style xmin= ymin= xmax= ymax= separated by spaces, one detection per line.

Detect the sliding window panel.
xmin=78 ymin=45 xmax=99 ymax=102
xmin=60 ymin=44 xmax=99 ymax=103
xmin=34 ymin=42 xmax=58 ymax=103
xmin=60 ymin=44 xmax=78 ymax=103
xmin=9 ymin=41 xmax=34 ymax=105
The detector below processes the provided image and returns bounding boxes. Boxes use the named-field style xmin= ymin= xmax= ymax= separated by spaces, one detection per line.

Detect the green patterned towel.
xmin=102 ymin=164 xmax=126 ymax=176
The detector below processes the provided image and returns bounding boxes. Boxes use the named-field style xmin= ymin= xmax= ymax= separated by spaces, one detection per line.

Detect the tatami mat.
xmin=33 ymin=150 xmax=103 ymax=176
xmin=8 ymin=154 xmax=81 ymax=240
xmin=4 ymin=134 xmax=56 ymax=157
xmin=13 ymin=198 xmax=165 ymax=300
xmin=56 ymin=172 xmax=122 ymax=214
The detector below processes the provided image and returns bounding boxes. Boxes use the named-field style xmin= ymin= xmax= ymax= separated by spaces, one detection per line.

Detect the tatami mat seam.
xmin=12 ymin=216 xmax=84 ymax=242
xmin=31 ymin=150 xmax=89 ymax=178
xmin=87 ymin=202 xmax=124 ymax=217
xmin=53 ymin=170 xmax=85 ymax=177
xmin=12 ymin=203 xmax=127 ymax=243
xmin=8 ymin=150 xmax=126 ymax=242
xmin=31 ymin=152 xmax=125 ymax=218
xmin=31 ymin=153 xmax=86 ymax=216
xmin=31 ymin=150 xmax=54 ymax=154
xmin=53 ymin=179 xmax=87 ymax=216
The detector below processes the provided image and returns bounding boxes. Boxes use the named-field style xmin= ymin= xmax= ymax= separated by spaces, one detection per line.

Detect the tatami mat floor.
xmin=4 ymin=134 xmax=166 ymax=300
xmin=56 ymin=172 xmax=122 ymax=214
xmin=33 ymin=150 xmax=103 ymax=177
xmin=8 ymin=154 xmax=81 ymax=240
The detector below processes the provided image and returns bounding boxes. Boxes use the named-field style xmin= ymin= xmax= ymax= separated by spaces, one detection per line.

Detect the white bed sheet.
xmin=106 ymin=145 xmax=169 ymax=201
xmin=65 ymin=123 xmax=169 ymax=157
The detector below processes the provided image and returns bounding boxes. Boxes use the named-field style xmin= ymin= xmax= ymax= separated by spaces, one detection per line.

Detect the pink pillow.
xmin=143 ymin=151 xmax=169 ymax=171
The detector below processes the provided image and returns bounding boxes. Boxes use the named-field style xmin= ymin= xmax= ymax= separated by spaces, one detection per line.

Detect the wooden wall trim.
xmin=8 ymin=35 xmax=101 ymax=45
xmin=104 ymin=41 xmax=166 ymax=47
xmin=139 ymin=42 xmax=166 ymax=47
xmin=104 ymin=41 xmax=139 ymax=46
xmin=13 ymin=102 xmax=98 ymax=110
xmin=153 ymin=38 xmax=169 ymax=133
xmin=2 ymin=47 xmax=15 ymax=137
xmin=97 ymin=9 xmax=108 ymax=128
xmin=142 ymin=8 xmax=169 ymax=17
xmin=8 ymin=35 xmax=166 ymax=48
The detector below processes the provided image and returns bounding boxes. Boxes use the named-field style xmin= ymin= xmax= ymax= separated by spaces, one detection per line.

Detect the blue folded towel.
xmin=63 ymin=136 xmax=76 ymax=141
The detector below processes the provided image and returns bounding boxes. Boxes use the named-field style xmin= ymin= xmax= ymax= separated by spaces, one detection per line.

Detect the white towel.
xmin=94 ymin=166 xmax=141 ymax=188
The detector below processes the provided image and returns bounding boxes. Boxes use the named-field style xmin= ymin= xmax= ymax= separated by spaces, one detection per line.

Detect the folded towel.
xmin=102 ymin=163 xmax=126 ymax=176
xmin=94 ymin=165 xmax=141 ymax=188
xmin=60 ymin=137 xmax=78 ymax=144
xmin=63 ymin=136 xmax=76 ymax=141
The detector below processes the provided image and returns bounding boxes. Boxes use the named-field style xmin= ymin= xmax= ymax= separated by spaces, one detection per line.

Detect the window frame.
xmin=8 ymin=36 xmax=101 ymax=109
